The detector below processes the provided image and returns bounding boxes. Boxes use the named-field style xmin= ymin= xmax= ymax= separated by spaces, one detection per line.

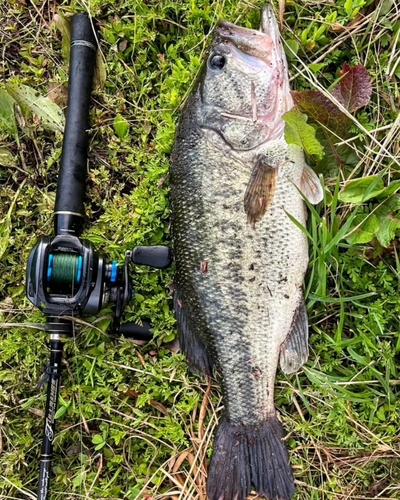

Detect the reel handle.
xmin=119 ymin=320 xmax=153 ymax=340
xmin=131 ymin=245 xmax=172 ymax=269
xmin=54 ymin=14 xmax=98 ymax=237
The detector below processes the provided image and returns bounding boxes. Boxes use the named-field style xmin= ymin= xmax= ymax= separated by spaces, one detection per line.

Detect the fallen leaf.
xmin=47 ymin=82 xmax=68 ymax=109
xmin=149 ymin=400 xmax=169 ymax=415
xmin=118 ymin=39 xmax=128 ymax=52
xmin=164 ymin=337 xmax=180 ymax=354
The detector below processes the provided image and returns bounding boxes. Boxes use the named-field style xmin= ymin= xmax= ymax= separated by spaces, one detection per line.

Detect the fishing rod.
xmin=25 ymin=13 xmax=171 ymax=500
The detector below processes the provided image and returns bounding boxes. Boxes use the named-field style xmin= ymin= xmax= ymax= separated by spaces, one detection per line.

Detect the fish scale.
xmin=170 ymin=5 xmax=323 ymax=500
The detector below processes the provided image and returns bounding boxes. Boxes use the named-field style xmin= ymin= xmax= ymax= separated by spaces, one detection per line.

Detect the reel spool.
xmin=47 ymin=253 xmax=83 ymax=286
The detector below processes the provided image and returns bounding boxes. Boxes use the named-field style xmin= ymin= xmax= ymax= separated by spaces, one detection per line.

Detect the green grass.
xmin=1 ymin=0 xmax=400 ymax=499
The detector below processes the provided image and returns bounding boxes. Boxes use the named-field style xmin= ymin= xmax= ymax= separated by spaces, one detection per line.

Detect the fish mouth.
xmin=259 ymin=4 xmax=279 ymax=36
xmin=215 ymin=4 xmax=281 ymax=61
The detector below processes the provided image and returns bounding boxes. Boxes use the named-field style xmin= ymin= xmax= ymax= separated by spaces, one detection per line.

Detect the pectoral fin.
xmin=280 ymin=299 xmax=309 ymax=374
xmin=299 ymin=164 xmax=324 ymax=204
xmin=244 ymin=158 xmax=277 ymax=227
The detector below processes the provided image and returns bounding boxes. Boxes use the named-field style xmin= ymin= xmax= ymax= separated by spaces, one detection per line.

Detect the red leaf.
xmin=291 ymin=63 xmax=372 ymax=137
xmin=291 ymin=90 xmax=350 ymax=136
xmin=331 ymin=63 xmax=372 ymax=113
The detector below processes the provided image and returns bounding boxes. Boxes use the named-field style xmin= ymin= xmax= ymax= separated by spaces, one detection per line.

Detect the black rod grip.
xmin=54 ymin=14 xmax=98 ymax=236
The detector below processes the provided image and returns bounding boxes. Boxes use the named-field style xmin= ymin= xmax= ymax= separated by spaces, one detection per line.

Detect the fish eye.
xmin=209 ymin=54 xmax=226 ymax=70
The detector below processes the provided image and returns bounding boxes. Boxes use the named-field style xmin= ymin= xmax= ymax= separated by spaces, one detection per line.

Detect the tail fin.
xmin=207 ymin=415 xmax=295 ymax=500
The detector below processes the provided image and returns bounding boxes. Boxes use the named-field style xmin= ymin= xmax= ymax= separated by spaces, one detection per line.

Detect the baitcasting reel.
xmin=26 ymin=234 xmax=171 ymax=336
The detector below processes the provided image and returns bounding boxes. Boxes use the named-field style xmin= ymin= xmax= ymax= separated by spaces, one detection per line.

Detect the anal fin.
xmin=280 ymin=298 xmax=309 ymax=374
xmin=173 ymin=290 xmax=213 ymax=376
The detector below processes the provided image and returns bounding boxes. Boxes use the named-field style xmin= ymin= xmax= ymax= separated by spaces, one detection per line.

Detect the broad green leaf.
xmin=338 ymin=176 xmax=384 ymax=204
xmin=0 ymin=89 xmax=17 ymax=136
xmin=283 ymin=108 xmax=325 ymax=160
xmin=129 ymin=489 xmax=141 ymax=500
xmin=6 ymin=83 xmax=65 ymax=133
xmin=380 ymin=0 xmax=394 ymax=17
xmin=376 ymin=216 xmax=400 ymax=247
xmin=346 ymin=214 xmax=379 ymax=245
xmin=134 ymin=292 xmax=145 ymax=303
xmin=284 ymin=39 xmax=299 ymax=60
xmin=55 ymin=405 xmax=68 ymax=419
xmin=344 ymin=0 xmax=354 ymax=16
xmin=92 ymin=433 xmax=106 ymax=450
xmin=376 ymin=180 xmax=400 ymax=199
xmin=72 ymin=471 xmax=86 ymax=488
xmin=374 ymin=195 xmax=400 ymax=247
xmin=308 ymin=62 xmax=328 ymax=73
xmin=92 ymin=434 xmax=104 ymax=445
xmin=114 ymin=113 xmax=129 ymax=139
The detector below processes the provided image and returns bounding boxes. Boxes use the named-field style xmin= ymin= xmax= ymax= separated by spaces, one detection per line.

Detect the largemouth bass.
xmin=170 ymin=4 xmax=323 ymax=500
